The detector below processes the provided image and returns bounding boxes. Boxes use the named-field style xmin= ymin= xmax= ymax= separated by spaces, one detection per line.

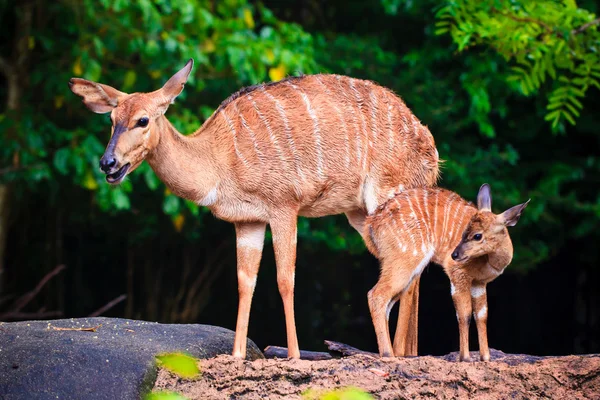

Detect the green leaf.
xmin=53 ymin=148 xmax=71 ymax=175
xmin=163 ymin=194 xmax=180 ymax=215
xmin=155 ymin=353 xmax=200 ymax=379
xmin=144 ymin=166 xmax=160 ymax=190
xmin=144 ymin=391 xmax=189 ymax=400
xmin=111 ymin=188 xmax=131 ymax=210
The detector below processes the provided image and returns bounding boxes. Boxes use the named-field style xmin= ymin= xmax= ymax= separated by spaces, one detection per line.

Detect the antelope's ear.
xmin=157 ymin=59 xmax=194 ymax=112
xmin=68 ymin=78 xmax=127 ymax=114
xmin=477 ymin=183 xmax=492 ymax=212
xmin=498 ymin=199 xmax=530 ymax=227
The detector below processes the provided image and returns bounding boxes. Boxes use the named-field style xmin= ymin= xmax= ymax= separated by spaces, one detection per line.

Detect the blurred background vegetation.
xmin=0 ymin=0 xmax=598 ymax=355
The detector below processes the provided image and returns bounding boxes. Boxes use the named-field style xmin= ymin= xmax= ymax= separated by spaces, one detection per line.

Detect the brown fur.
xmin=69 ymin=59 xmax=440 ymax=359
xmin=364 ymin=184 xmax=529 ymax=361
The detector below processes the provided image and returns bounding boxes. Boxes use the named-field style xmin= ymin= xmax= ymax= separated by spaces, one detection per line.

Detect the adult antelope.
xmin=69 ymin=59 xmax=440 ymax=359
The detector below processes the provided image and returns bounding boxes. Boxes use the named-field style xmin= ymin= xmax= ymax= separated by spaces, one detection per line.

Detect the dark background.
xmin=1 ymin=0 xmax=598 ymax=356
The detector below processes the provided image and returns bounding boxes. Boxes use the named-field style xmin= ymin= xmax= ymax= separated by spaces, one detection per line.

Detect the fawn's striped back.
xmin=365 ymin=188 xmax=477 ymax=261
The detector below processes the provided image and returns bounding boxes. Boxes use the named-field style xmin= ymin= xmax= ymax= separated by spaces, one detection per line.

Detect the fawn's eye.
xmin=137 ymin=117 xmax=149 ymax=127
xmin=473 ymin=233 xmax=483 ymax=241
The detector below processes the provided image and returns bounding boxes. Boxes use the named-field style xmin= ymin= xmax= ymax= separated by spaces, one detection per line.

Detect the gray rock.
xmin=0 ymin=317 xmax=263 ymax=400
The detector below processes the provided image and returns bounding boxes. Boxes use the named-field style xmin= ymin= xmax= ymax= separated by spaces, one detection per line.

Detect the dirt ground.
xmin=152 ymin=349 xmax=600 ymax=399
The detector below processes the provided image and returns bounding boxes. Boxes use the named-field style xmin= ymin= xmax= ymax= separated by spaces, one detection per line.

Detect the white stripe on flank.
xmin=239 ymin=113 xmax=265 ymax=161
xmin=388 ymin=215 xmax=405 ymax=252
xmin=471 ymin=286 xmax=485 ymax=298
xmin=455 ymin=204 xmax=468 ymax=241
xmin=249 ymin=94 xmax=286 ymax=165
xmin=395 ymin=198 xmax=416 ymax=255
xmin=288 ymin=82 xmax=325 ymax=179
xmin=387 ymin=102 xmax=394 ymax=150
xmin=369 ymin=89 xmax=379 ymax=148
xmin=222 ymin=110 xmax=249 ymax=166
xmin=260 ymin=88 xmax=306 ymax=184
xmin=349 ymin=79 xmax=368 ymax=173
xmin=477 ymin=305 xmax=487 ymax=320
xmin=441 ymin=193 xmax=457 ymax=246
xmin=315 ymin=76 xmax=351 ymax=169
xmin=401 ymin=115 xmax=409 ymax=133
xmin=337 ymin=76 xmax=361 ymax=167
xmin=448 ymin=198 xmax=463 ymax=242
xmin=413 ymin=192 xmax=432 ymax=250
xmin=406 ymin=196 xmax=427 ymax=254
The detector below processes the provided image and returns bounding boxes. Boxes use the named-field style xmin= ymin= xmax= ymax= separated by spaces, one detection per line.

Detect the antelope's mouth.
xmin=106 ymin=163 xmax=130 ymax=184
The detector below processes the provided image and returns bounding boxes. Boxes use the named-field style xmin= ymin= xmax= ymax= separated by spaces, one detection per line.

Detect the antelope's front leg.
xmin=471 ymin=284 xmax=490 ymax=361
xmin=451 ymin=282 xmax=473 ymax=362
xmin=270 ymin=212 xmax=301 ymax=359
xmin=232 ymin=222 xmax=266 ymax=359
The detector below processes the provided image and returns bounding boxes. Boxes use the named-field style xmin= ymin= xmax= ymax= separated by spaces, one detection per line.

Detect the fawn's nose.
xmin=451 ymin=251 xmax=460 ymax=261
xmin=99 ymin=156 xmax=116 ymax=173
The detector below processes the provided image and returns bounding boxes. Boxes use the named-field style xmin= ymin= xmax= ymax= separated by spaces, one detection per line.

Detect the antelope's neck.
xmin=487 ymin=236 xmax=513 ymax=271
xmin=147 ymin=116 xmax=219 ymax=204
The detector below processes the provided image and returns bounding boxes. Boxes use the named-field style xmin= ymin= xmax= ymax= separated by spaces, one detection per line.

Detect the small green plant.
xmin=303 ymin=386 xmax=374 ymax=400
xmin=144 ymin=391 xmax=189 ymax=400
xmin=155 ymin=352 xmax=200 ymax=379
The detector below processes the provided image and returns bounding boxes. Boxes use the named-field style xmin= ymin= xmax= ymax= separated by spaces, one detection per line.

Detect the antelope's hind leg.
xmin=270 ymin=211 xmax=301 ymax=359
xmin=393 ymin=275 xmax=420 ymax=356
xmin=368 ymin=260 xmax=416 ymax=357
xmin=232 ymin=222 xmax=266 ymax=359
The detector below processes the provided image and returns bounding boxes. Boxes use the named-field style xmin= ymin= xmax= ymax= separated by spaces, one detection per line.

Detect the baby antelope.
xmin=364 ymin=184 xmax=529 ymax=361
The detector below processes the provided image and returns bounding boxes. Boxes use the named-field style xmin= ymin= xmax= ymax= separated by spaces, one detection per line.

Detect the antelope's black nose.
xmin=451 ymin=251 xmax=459 ymax=261
xmin=99 ymin=156 xmax=116 ymax=173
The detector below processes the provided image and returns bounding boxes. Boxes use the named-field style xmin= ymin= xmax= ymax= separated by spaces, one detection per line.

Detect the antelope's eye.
xmin=473 ymin=233 xmax=483 ymax=241
xmin=137 ymin=117 xmax=149 ymax=127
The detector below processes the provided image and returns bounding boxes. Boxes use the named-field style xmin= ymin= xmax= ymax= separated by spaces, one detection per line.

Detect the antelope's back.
xmin=207 ymin=74 xmax=440 ymax=215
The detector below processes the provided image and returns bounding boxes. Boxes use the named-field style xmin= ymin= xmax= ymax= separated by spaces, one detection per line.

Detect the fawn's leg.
xmin=393 ymin=276 xmax=420 ymax=356
xmin=368 ymin=261 xmax=414 ymax=357
xmin=270 ymin=212 xmax=301 ymax=359
xmin=232 ymin=222 xmax=266 ymax=359
xmin=471 ymin=284 xmax=490 ymax=361
xmin=451 ymin=280 xmax=473 ymax=362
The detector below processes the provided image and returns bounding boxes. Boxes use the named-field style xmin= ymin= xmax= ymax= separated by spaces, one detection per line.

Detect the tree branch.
xmin=491 ymin=8 xmax=555 ymax=35
xmin=88 ymin=294 xmax=127 ymax=317
xmin=0 ymin=56 xmax=13 ymax=79
xmin=6 ymin=264 xmax=66 ymax=314
xmin=572 ymin=18 xmax=600 ymax=35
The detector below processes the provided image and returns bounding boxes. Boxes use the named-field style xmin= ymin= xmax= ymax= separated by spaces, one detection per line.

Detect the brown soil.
xmin=152 ymin=350 xmax=600 ymax=399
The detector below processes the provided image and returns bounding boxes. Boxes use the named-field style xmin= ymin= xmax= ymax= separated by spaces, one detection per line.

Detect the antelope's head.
xmin=68 ymin=59 xmax=194 ymax=184
xmin=451 ymin=183 xmax=530 ymax=263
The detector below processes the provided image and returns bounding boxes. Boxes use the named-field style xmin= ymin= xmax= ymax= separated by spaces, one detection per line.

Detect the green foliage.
xmin=155 ymin=353 xmax=200 ymax=379
xmin=145 ymin=391 xmax=189 ymax=400
xmin=435 ymin=0 xmax=600 ymax=130
xmin=303 ymin=387 xmax=374 ymax=400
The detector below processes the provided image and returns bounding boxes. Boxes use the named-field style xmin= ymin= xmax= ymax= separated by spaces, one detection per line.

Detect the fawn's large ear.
xmin=68 ymin=78 xmax=127 ymax=114
xmin=498 ymin=199 xmax=530 ymax=227
xmin=477 ymin=183 xmax=492 ymax=211
xmin=155 ymin=59 xmax=194 ymax=114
